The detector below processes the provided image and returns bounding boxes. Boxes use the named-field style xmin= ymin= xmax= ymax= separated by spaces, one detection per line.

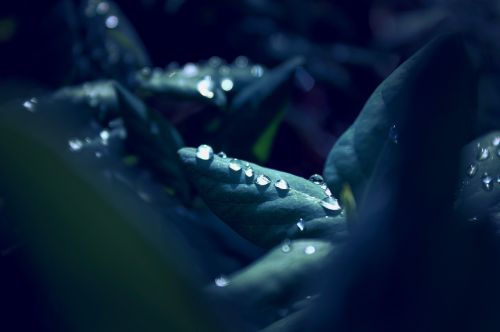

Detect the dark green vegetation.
xmin=1 ymin=1 xmax=500 ymax=332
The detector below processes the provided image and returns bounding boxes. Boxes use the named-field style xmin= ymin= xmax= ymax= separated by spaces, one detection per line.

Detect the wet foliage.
xmin=0 ymin=1 xmax=500 ymax=331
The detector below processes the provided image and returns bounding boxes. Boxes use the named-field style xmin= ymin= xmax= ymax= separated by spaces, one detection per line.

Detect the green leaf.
xmin=323 ymin=34 xmax=477 ymax=201
xmin=455 ymin=131 xmax=500 ymax=221
xmin=208 ymin=240 xmax=332 ymax=322
xmin=214 ymin=57 xmax=303 ymax=162
xmin=113 ymin=82 xmax=191 ymax=203
xmin=178 ymin=147 xmax=346 ymax=247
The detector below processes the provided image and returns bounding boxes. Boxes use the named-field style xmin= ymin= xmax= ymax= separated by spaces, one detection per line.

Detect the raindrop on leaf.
xmin=196 ymin=144 xmax=214 ymax=161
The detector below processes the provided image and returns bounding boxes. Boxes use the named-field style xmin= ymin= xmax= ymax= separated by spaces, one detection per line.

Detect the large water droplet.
xmin=220 ymin=78 xmax=234 ymax=92
xmin=22 ymin=98 xmax=37 ymax=112
xmin=296 ymin=218 xmax=305 ymax=231
xmin=304 ymin=245 xmax=316 ymax=255
xmin=100 ymin=130 xmax=110 ymax=141
xmin=275 ymin=179 xmax=290 ymax=193
xmin=182 ymin=63 xmax=199 ymax=77
xmin=255 ymin=174 xmax=271 ymax=187
xmin=281 ymin=239 xmax=291 ymax=253
xmin=214 ymin=276 xmax=229 ymax=287
xmin=493 ymin=136 xmax=500 ymax=147
xmin=321 ymin=196 xmax=342 ymax=212
xmin=197 ymin=76 xmax=215 ymax=99
xmin=68 ymin=138 xmax=83 ymax=151
xmin=244 ymin=166 xmax=254 ymax=179
xmin=229 ymin=158 xmax=242 ymax=172
xmin=388 ymin=124 xmax=398 ymax=144
xmin=196 ymin=144 xmax=214 ymax=161
xmin=105 ymin=15 xmax=119 ymax=29
xmin=477 ymin=147 xmax=490 ymax=161
xmin=308 ymin=174 xmax=324 ymax=185
xmin=217 ymin=151 xmax=227 ymax=158
xmin=466 ymin=163 xmax=478 ymax=178
xmin=482 ymin=173 xmax=494 ymax=191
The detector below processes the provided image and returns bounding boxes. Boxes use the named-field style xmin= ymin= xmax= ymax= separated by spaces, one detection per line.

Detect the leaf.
xmin=208 ymin=240 xmax=332 ymax=325
xmin=113 ymin=82 xmax=191 ymax=203
xmin=214 ymin=57 xmax=304 ymax=162
xmin=178 ymin=147 xmax=347 ymax=247
xmin=323 ymin=34 xmax=477 ymax=201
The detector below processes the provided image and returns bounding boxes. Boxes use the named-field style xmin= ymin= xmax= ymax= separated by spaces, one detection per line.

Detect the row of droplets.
xmin=466 ymin=136 xmax=500 ymax=191
xmin=68 ymin=118 xmax=127 ymax=156
xmin=195 ymin=144 xmax=341 ymax=212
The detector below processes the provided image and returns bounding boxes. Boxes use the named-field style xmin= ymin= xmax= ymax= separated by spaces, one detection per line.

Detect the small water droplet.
xmin=275 ymin=179 xmax=290 ymax=193
xmin=244 ymin=166 xmax=254 ymax=179
xmin=281 ymin=239 xmax=291 ymax=253
xmin=182 ymin=63 xmax=199 ymax=77
xmin=196 ymin=144 xmax=214 ymax=161
xmin=197 ymin=76 xmax=215 ymax=99
xmin=68 ymin=139 xmax=83 ymax=151
xmin=22 ymin=98 xmax=37 ymax=112
xmin=296 ymin=218 xmax=305 ymax=231
xmin=466 ymin=163 xmax=478 ymax=178
xmin=100 ymin=130 xmax=110 ymax=141
xmin=477 ymin=147 xmax=490 ymax=161
xmin=95 ymin=151 xmax=103 ymax=158
xmin=493 ymin=136 xmax=500 ymax=146
xmin=105 ymin=15 xmax=119 ymax=29
xmin=229 ymin=158 xmax=242 ymax=172
xmin=208 ymin=56 xmax=222 ymax=67
xmin=220 ymin=78 xmax=234 ymax=91
xmin=308 ymin=174 xmax=324 ymax=185
xmin=255 ymin=174 xmax=271 ymax=187
xmin=388 ymin=124 xmax=398 ymax=144
xmin=304 ymin=245 xmax=316 ymax=255
xmin=321 ymin=196 xmax=342 ymax=212
xmin=482 ymin=173 xmax=494 ymax=191
xmin=234 ymin=56 xmax=249 ymax=68
xmin=219 ymin=65 xmax=231 ymax=75
xmin=217 ymin=151 xmax=227 ymax=158
xmin=96 ymin=1 xmax=110 ymax=14
xmin=139 ymin=67 xmax=152 ymax=79
xmin=214 ymin=276 xmax=229 ymax=287
xmin=251 ymin=65 xmax=264 ymax=77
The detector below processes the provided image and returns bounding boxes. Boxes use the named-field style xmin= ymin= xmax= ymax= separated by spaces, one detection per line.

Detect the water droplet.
xmin=255 ymin=174 xmax=271 ymax=187
xmin=304 ymin=245 xmax=316 ymax=255
xmin=219 ymin=65 xmax=231 ymax=75
xmin=244 ymin=166 xmax=254 ymax=179
xmin=105 ymin=15 xmax=119 ymax=29
xmin=217 ymin=151 xmax=227 ymax=158
xmin=281 ymin=239 xmax=291 ymax=253
xmin=482 ymin=173 xmax=494 ymax=191
xmin=214 ymin=276 xmax=229 ymax=287
xmin=100 ymin=130 xmax=110 ymax=141
xmin=182 ymin=63 xmax=199 ymax=77
xmin=296 ymin=218 xmax=305 ymax=231
xmin=95 ymin=151 xmax=103 ymax=158
xmin=321 ymin=196 xmax=342 ymax=212
xmin=477 ymin=147 xmax=490 ymax=161
xmin=96 ymin=1 xmax=110 ymax=14
xmin=493 ymin=136 xmax=500 ymax=146
xmin=208 ymin=56 xmax=222 ymax=67
xmin=22 ymin=98 xmax=37 ymax=112
xmin=229 ymin=158 xmax=242 ymax=172
xmin=139 ymin=67 xmax=152 ymax=79
xmin=234 ymin=56 xmax=249 ymax=68
xmin=388 ymin=124 xmax=398 ymax=144
xmin=466 ymin=163 xmax=478 ymax=178
xmin=324 ymin=187 xmax=332 ymax=197
xmin=275 ymin=179 xmax=290 ymax=193
xmin=68 ymin=139 xmax=83 ymax=151
xmin=196 ymin=144 xmax=214 ymax=161
xmin=220 ymin=78 xmax=234 ymax=91
xmin=197 ymin=76 xmax=215 ymax=99
xmin=308 ymin=174 xmax=324 ymax=185
xmin=251 ymin=65 xmax=264 ymax=77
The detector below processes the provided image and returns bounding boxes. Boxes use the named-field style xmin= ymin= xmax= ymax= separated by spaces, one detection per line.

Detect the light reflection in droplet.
xmin=220 ymin=78 xmax=234 ymax=92
xmin=105 ymin=15 xmax=119 ymax=29
xmin=197 ymin=77 xmax=215 ymax=99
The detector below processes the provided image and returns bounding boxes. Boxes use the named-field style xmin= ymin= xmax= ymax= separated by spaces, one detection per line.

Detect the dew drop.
xmin=251 ymin=65 xmax=264 ymax=77
xmin=197 ymin=76 xmax=215 ymax=99
xmin=214 ymin=276 xmax=229 ymax=287
xmin=220 ymin=78 xmax=234 ymax=91
xmin=196 ymin=144 xmax=214 ymax=161
xmin=139 ymin=67 xmax=152 ymax=79
xmin=321 ymin=196 xmax=342 ymax=212
xmin=244 ymin=166 xmax=254 ymax=179
xmin=466 ymin=163 xmax=478 ymax=178
xmin=68 ymin=139 xmax=83 ymax=151
xmin=482 ymin=173 xmax=494 ymax=191
xmin=308 ymin=174 xmax=324 ymax=185
xmin=281 ymin=239 xmax=291 ymax=253
xmin=388 ymin=124 xmax=398 ymax=144
xmin=208 ymin=56 xmax=222 ymax=67
xmin=217 ymin=151 xmax=227 ymax=158
xmin=105 ymin=15 xmax=119 ymax=29
xmin=324 ymin=187 xmax=332 ymax=197
xmin=296 ymin=218 xmax=305 ymax=231
xmin=22 ymin=98 xmax=37 ymax=112
xmin=100 ymin=130 xmax=110 ymax=141
xmin=255 ymin=174 xmax=271 ymax=187
xmin=275 ymin=179 xmax=290 ymax=193
xmin=234 ymin=56 xmax=249 ymax=68
xmin=219 ymin=65 xmax=231 ymax=75
xmin=96 ymin=1 xmax=110 ymax=14
xmin=477 ymin=147 xmax=490 ymax=161
xmin=304 ymin=245 xmax=316 ymax=255
xmin=229 ymin=158 xmax=242 ymax=172
xmin=493 ymin=136 xmax=500 ymax=147
xmin=182 ymin=63 xmax=199 ymax=77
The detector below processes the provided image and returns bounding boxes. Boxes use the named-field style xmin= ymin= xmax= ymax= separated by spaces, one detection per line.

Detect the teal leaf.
xmin=323 ymin=34 xmax=477 ymax=202
xmin=178 ymin=147 xmax=346 ymax=247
